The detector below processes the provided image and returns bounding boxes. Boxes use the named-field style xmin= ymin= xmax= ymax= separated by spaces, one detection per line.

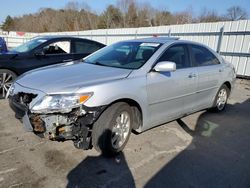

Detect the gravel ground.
xmin=0 ymin=79 xmax=249 ymax=188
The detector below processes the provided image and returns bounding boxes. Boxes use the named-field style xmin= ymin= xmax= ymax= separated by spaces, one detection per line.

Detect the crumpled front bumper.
xmin=9 ymin=96 xmax=27 ymax=119
xmin=8 ymin=80 xmax=107 ymax=150
xmin=22 ymin=113 xmax=33 ymax=132
xmin=9 ymin=94 xmax=106 ymax=137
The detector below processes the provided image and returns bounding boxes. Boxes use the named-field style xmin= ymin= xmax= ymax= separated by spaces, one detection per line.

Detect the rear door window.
xmin=73 ymin=41 xmax=103 ymax=54
xmin=190 ymin=45 xmax=220 ymax=66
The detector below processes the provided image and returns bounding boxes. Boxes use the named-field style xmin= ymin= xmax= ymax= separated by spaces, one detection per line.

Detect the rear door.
xmin=72 ymin=40 xmax=105 ymax=61
xmin=147 ymin=44 xmax=197 ymax=128
xmin=189 ymin=44 xmax=223 ymax=110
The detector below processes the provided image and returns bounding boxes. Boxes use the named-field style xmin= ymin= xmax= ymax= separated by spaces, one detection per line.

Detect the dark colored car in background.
xmin=0 ymin=36 xmax=105 ymax=98
xmin=0 ymin=37 xmax=8 ymax=53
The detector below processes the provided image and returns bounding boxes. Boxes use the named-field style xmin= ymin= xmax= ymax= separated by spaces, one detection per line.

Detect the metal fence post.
xmin=217 ymin=26 xmax=224 ymax=54
xmin=168 ymin=28 xmax=171 ymax=37
xmin=105 ymin=30 xmax=108 ymax=45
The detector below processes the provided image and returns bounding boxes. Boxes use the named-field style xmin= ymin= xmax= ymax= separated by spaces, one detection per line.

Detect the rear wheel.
xmin=0 ymin=69 xmax=17 ymax=99
xmin=92 ymin=102 xmax=132 ymax=157
xmin=210 ymin=84 xmax=230 ymax=112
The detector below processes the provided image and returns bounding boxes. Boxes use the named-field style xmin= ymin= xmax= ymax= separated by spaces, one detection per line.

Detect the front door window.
xmin=43 ymin=41 xmax=70 ymax=55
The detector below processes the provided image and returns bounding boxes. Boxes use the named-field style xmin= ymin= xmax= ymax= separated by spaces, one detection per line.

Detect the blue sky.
xmin=0 ymin=0 xmax=249 ymax=23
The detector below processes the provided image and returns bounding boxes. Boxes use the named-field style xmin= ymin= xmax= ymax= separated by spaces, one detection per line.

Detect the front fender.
xmin=79 ymin=76 xmax=149 ymax=132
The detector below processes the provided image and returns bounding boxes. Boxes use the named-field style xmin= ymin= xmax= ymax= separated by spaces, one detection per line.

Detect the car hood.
xmin=0 ymin=51 xmax=18 ymax=60
xmin=16 ymin=62 xmax=132 ymax=94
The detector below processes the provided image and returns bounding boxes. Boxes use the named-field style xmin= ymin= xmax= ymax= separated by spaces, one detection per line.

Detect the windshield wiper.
xmin=91 ymin=61 xmax=107 ymax=67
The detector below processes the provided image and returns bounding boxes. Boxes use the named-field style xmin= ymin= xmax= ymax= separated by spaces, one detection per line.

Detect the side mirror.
xmin=154 ymin=61 xmax=176 ymax=72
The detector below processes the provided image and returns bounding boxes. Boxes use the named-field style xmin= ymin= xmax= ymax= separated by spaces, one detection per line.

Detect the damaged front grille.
xmin=17 ymin=92 xmax=38 ymax=106
xmin=9 ymin=92 xmax=38 ymax=119
xmin=30 ymin=115 xmax=46 ymax=133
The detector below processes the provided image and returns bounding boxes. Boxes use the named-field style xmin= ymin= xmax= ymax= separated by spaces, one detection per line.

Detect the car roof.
xmin=35 ymin=35 xmax=78 ymax=40
xmin=123 ymin=37 xmax=215 ymax=51
xmin=124 ymin=37 xmax=179 ymax=44
xmin=33 ymin=35 xmax=105 ymax=44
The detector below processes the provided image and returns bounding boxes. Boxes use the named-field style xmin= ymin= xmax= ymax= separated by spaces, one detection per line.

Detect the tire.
xmin=210 ymin=84 xmax=230 ymax=112
xmin=92 ymin=102 xmax=132 ymax=157
xmin=0 ymin=69 xmax=17 ymax=99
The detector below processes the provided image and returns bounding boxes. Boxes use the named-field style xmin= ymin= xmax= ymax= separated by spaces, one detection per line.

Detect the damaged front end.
xmin=9 ymin=89 xmax=105 ymax=150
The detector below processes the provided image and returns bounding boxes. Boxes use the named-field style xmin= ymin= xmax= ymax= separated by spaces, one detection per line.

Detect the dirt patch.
xmin=238 ymin=79 xmax=250 ymax=86
xmin=0 ymin=165 xmax=46 ymax=188
xmin=0 ymin=79 xmax=249 ymax=188
xmin=0 ymin=123 xmax=4 ymax=131
xmin=0 ymin=132 xmax=12 ymax=137
xmin=45 ymin=150 xmax=74 ymax=173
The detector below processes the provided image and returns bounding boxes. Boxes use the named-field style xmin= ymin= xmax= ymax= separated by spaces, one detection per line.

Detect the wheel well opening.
xmin=224 ymin=81 xmax=231 ymax=91
xmin=0 ymin=69 xmax=18 ymax=77
xmin=110 ymin=99 xmax=143 ymax=130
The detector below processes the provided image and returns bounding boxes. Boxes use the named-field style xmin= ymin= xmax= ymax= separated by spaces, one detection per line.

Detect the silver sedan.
xmin=8 ymin=37 xmax=236 ymax=156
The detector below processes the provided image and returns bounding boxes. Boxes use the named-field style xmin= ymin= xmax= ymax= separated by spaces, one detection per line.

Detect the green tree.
xmin=98 ymin=5 xmax=123 ymax=29
xmin=226 ymin=6 xmax=248 ymax=21
xmin=2 ymin=15 xmax=14 ymax=31
xmin=198 ymin=9 xmax=224 ymax=22
xmin=126 ymin=2 xmax=138 ymax=27
xmin=154 ymin=11 xmax=173 ymax=25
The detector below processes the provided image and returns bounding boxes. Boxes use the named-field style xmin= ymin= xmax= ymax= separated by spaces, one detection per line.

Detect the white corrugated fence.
xmin=1 ymin=20 xmax=250 ymax=77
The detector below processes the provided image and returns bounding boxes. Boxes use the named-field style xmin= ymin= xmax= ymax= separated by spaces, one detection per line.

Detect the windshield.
xmin=85 ymin=41 xmax=162 ymax=69
xmin=11 ymin=38 xmax=47 ymax=53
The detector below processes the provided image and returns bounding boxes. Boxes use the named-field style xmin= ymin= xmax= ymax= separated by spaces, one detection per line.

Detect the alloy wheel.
xmin=0 ymin=72 xmax=14 ymax=98
xmin=216 ymin=88 xmax=228 ymax=111
xmin=111 ymin=111 xmax=131 ymax=149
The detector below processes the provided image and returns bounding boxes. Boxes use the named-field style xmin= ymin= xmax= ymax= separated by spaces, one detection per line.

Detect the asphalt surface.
xmin=0 ymin=79 xmax=249 ymax=188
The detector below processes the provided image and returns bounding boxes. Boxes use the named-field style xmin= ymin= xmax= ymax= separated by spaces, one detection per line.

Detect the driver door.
xmin=35 ymin=40 xmax=73 ymax=67
xmin=22 ymin=40 xmax=73 ymax=71
xmin=146 ymin=44 xmax=197 ymax=128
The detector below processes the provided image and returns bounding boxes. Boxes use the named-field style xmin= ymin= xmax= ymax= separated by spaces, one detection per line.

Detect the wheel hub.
xmin=216 ymin=88 xmax=227 ymax=110
xmin=111 ymin=111 xmax=131 ymax=149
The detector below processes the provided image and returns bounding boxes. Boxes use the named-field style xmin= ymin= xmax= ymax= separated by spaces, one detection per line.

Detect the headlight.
xmin=31 ymin=93 xmax=93 ymax=114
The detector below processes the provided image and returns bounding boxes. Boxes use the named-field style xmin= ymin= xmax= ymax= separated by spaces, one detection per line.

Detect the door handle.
xmin=188 ymin=73 xmax=196 ymax=78
xmin=63 ymin=59 xmax=73 ymax=62
xmin=219 ymin=69 xmax=223 ymax=72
